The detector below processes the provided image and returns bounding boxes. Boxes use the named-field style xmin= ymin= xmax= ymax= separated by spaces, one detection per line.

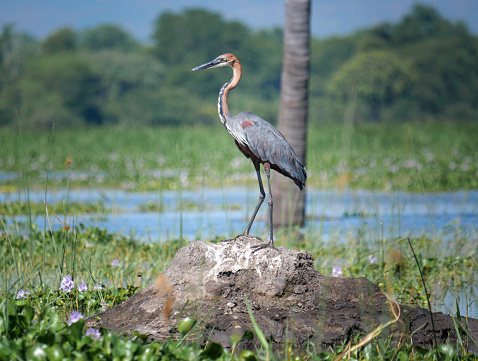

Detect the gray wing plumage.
xmin=234 ymin=112 xmax=307 ymax=190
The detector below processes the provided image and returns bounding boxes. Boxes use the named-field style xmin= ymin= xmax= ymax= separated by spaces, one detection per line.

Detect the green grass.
xmin=1 ymin=220 xmax=477 ymax=359
xmin=1 ymin=122 xmax=477 ymax=192
xmin=0 ymin=200 xmax=109 ymax=216
xmin=1 ymin=122 xmax=477 ymax=359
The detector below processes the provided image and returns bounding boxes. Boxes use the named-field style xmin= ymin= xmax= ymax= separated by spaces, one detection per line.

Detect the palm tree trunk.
xmin=272 ymin=0 xmax=311 ymax=231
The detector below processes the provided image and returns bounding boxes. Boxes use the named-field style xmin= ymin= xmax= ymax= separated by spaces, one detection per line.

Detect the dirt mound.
xmin=86 ymin=236 xmax=478 ymax=352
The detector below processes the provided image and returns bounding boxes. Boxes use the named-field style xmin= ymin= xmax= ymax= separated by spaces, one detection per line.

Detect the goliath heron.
xmin=192 ymin=53 xmax=306 ymax=249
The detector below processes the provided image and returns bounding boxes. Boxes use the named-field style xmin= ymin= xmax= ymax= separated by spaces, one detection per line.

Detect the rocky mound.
xmin=86 ymin=236 xmax=478 ymax=352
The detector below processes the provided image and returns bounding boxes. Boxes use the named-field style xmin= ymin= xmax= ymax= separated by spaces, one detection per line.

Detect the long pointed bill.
xmin=192 ymin=58 xmax=223 ymax=71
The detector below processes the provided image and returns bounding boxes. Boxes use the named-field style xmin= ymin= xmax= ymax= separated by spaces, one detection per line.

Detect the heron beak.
xmin=192 ymin=58 xmax=223 ymax=71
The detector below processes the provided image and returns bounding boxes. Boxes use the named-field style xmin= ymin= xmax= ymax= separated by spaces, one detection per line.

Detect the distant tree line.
xmin=0 ymin=4 xmax=477 ymax=128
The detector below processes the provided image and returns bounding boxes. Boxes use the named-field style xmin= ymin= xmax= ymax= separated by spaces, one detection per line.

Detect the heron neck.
xmin=217 ymin=62 xmax=242 ymax=126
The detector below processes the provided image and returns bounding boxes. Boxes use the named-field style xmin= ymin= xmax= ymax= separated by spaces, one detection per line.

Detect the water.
xmin=2 ymin=187 xmax=477 ymax=242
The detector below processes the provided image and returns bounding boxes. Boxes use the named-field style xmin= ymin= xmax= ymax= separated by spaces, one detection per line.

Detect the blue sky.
xmin=1 ymin=0 xmax=477 ymax=41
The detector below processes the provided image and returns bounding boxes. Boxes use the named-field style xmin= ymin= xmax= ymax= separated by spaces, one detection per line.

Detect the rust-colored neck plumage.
xmin=218 ymin=59 xmax=242 ymax=125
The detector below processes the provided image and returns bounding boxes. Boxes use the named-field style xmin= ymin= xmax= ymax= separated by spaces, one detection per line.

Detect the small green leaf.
xmin=438 ymin=344 xmax=455 ymax=358
xmin=45 ymin=344 xmax=65 ymax=361
xmin=0 ymin=340 xmax=13 ymax=357
xmin=396 ymin=351 xmax=408 ymax=361
xmin=317 ymin=351 xmax=334 ymax=361
xmin=25 ymin=343 xmax=47 ymax=361
xmin=242 ymin=330 xmax=254 ymax=340
xmin=362 ymin=343 xmax=374 ymax=359
xmin=230 ymin=333 xmax=242 ymax=346
xmin=137 ymin=346 xmax=155 ymax=361
xmin=37 ymin=331 xmax=56 ymax=345
xmin=200 ymin=342 xmax=223 ymax=360
xmin=455 ymin=298 xmax=461 ymax=321
xmin=68 ymin=319 xmax=85 ymax=343
xmin=238 ymin=350 xmax=256 ymax=361
xmin=178 ymin=317 xmax=197 ymax=334
xmin=131 ymin=330 xmax=149 ymax=342
xmin=22 ymin=306 xmax=35 ymax=324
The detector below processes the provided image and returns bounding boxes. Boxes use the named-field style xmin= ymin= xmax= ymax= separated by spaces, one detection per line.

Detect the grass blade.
xmin=244 ymin=296 xmax=270 ymax=360
xmin=405 ymin=237 xmax=440 ymax=360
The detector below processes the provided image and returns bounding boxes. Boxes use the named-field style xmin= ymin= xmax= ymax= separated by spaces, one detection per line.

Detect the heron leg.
xmin=264 ymin=163 xmax=274 ymax=246
xmin=244 ymin=161 xmax=265 ymax=236
xmin=251 ymin=163 xmax=277 ymax=252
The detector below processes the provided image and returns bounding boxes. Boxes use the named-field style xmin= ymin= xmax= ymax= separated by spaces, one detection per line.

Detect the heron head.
xmin=192 ymin=53 xmax=237 ymax=71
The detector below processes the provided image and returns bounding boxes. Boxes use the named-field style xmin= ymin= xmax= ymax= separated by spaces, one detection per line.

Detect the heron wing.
xmin=237 ymin=112 xmax=307 ymax=188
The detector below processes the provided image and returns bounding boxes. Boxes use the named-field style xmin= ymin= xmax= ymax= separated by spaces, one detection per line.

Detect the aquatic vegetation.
xmin=0 ymin=123 xmax=477 ymax=192
xmin=0 ymin=200 xmax=110 ymax=215
xmin=0 ymin=123 xmax=477 ymax=358
xmin=0 ymin=225 xmax=476 ymax=359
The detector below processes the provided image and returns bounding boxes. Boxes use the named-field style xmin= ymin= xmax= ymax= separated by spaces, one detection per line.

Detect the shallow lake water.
xmin=2 ymin=187 xmax=477 ymax=318
xmin=3 ymin=187 xmax=477 ymax=242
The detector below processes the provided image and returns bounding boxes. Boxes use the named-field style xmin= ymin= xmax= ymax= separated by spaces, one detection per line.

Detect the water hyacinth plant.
xmin=67 ymin=311 xmax=83 ymax=325
xmin=86 ymin=327 xmax=101 ymax=340
xmin=15 ymin=289 xmax=30 ymax=299
xmin=94 ymin=283 xmax=103 ymax=291
xmin=78 ymin=282 xmax=88 ymax=292
xmin=111 ymin=259 xmax=120 ymax=268
xmin=60 ymin=275 xmax=74 ymax=292
xmin=332 ymin=266 xmax=343 ymax=277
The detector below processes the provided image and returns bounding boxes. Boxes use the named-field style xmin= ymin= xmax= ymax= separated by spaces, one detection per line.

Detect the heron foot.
xmin=221 ymin=234 xmax=261 ymax=243
xmin=251 ymin=241 xmax=279 ymax=253
xmin=220 ymin=237 xmax=237 ymax=243
xmin=241 ymin=233 xmax=262 ymax=239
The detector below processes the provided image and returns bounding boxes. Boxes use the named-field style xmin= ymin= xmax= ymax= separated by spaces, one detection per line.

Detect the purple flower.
xmin=111 ymin=259 xmax=120 ymax=267
xmin=94 ymin=283 xmax=103 ymax=291
xmin=368 ymin=255 xmax=378 ymax=264
xmin=68 ymin=311 xmax=83 ymax=325
xmin=60 ymin=275 xmax=74 ymax=292
xmin=78 ymin=282 xmax=88 ymax=292
xmin=332 ymin=266 xmax=343 ymax=277
xmin=16 ymin=289 xmax=31 ymax=299
xmin=86 ymin=327 xmax=101 ymax=340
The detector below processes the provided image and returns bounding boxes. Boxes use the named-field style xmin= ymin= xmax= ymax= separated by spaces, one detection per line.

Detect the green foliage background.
xmin=1 ymin=4 xmax=477 ymax=128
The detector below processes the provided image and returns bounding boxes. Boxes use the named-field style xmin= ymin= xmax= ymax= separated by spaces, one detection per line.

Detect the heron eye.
xmin=222 ymin=57 xmax=228 ymax=62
